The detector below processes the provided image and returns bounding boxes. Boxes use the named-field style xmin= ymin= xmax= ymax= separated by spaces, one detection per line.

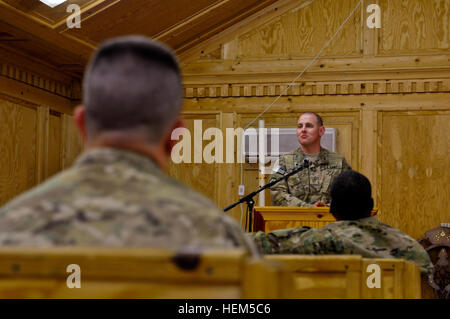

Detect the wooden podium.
xmin=253 ymin=206 xmax=378 ymax=233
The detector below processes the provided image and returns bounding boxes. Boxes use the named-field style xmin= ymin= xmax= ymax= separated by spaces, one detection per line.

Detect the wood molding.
xmin=36 ymin=106 xmax=49 ymax=184
xmin=183 ymin=78 xmax=450 ymax=98
xmin=182 ymin=93 xmax=450 ymax=112
xmin=0 ymin=76 xmax=74 ymax=114
xmin=0 ymin=62 xmax=79 ymax=101
xmin=183 ymin=55 xmax=450 ymax=76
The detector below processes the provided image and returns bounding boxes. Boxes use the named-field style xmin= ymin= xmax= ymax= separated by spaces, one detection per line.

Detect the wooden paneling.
xmin=379 ymin=0 xmax=450 ymax=54
xmin=0 ymin=97 xmax=37 ymax=205
xmin=62 ymin=114 xmax=84 ymax=168
xmin=378 ymin=111 xmax=450 ymax=239
xmin=237 ymin=0 xmax=361 ymax=58
xmin=47 ymin=112 xmax=62 ymax=178
xmin=167 ymin=112 xmax=221 ymax=203
xmin=0 ymin=45 xmax=81 ymax=204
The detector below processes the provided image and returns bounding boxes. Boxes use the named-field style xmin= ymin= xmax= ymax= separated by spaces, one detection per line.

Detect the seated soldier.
xmin=250 ymin=170 xmax=433 ymax=274
xmin=0 ymin=36 xmax=256 ymax=254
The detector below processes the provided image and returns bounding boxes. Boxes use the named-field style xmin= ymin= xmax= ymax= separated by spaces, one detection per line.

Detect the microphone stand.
xmin=224 ymin=160 xmax=310 ymax=232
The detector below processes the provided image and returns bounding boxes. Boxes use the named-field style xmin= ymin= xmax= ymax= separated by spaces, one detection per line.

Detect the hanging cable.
xmin=237 ymin=0 xmax=363 ymax=220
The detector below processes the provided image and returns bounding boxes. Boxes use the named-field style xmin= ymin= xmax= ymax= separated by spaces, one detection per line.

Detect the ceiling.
xmin=0 ymin=0 xmax=278 ymax=78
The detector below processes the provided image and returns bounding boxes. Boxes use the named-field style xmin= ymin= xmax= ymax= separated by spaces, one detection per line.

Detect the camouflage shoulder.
xmin=294 ymin=227 xmax=345 ymax=254
xmin=0 ymin=168 xmax=77 ymax=214
xmin=248 ymin=226 xmax=311 ymax=254
xmin=320 ymin=149 xmax=350 ymax=168
xmin=277 ymin=150 xmax=298 ymax=169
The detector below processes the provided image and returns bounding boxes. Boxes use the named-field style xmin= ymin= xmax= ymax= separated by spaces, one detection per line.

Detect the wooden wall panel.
xmin=237 ymin=0 xmax=362 ymax=58
xmin=378 ymin=111 xmax=450 ymax=239
xmin=167 ymin=113 xmax=221 ymax=203
xmin=0 ymin=46 xmax=80 ymax=205
xmin=62 ymin=114 xmax=84 ymax=169
xmin=0 ymin=98 xmax=37 ymax=205
xmin=379 ymin=0 xmax=450 ymax=54
xmin=47 ymin=112 xmax=62 ymax=179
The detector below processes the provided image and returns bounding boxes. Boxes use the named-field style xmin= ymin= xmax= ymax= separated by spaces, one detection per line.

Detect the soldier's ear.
xmin=318 ymin=125 xmax=325 ymax=137
xmin=74 ymin=105 xmax=87 ymax=142
xmin=164 ymin=118 xmax=185 ymax=155
xmin=367 ymin=197 xmax=374 ymax=216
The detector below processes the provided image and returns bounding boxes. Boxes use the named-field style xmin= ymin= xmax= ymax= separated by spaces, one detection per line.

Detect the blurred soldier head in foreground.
xmin=75 ymin=35 xmax=184 ymax=171
xmin=0 ymin=36 xmax=255 ymax=252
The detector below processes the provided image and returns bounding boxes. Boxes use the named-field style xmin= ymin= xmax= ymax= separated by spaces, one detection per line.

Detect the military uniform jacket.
xmin=0 ymin=148 xmax=257 ymax=254
xmin=250 ymin=216 xmax=433 ymax=274
xmin=269 ymin=147 xmax=351 ymax=206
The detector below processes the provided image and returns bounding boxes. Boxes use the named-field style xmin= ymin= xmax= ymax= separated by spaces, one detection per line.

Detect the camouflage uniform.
xmin=0 ymin=148 xmax=257 ymax=254
xmin=249 ymin=216 xmax=433 ymax=274
xmin=270 ymin=147 xmax=351 ymax=206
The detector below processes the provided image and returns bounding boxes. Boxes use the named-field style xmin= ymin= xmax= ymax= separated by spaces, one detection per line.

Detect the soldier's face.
xmin=296 ymin=114 xmax=324 ymax=146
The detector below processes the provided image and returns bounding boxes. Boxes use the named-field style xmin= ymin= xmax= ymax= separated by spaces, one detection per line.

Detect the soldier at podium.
xmin=269 ymin=112 xmax=350 ymax=207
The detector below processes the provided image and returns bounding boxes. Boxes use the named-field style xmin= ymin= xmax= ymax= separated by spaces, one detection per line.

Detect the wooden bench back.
xmin=265 ymin=255 xmax=421 ymax=299
xmin=0 ymin=247 xmax=280 ymax=299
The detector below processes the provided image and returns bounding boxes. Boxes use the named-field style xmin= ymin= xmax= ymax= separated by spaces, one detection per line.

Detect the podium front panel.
xmin=253 ymin=207 xmax=378 ymax=233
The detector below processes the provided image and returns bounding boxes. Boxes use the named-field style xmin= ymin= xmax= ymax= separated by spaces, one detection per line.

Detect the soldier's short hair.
xmin=83 ymin=35 xmax=182 ymax=143
xmin=300 ymin=112 xmax=323 ymax=126
xmin=329 ymin=170 xmax=374 ymax=220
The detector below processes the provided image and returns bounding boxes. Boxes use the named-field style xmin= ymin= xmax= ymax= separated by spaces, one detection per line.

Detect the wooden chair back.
xmin=0 ymin=247 xmax=280 ymax=299
xmin=265 ymin=255 xmax=421 ymax=299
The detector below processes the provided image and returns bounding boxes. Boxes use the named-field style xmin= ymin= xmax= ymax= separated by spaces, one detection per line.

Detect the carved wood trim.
xmin=0 ymin=62 xmax=78 ymax=99
xmin=183 ymin=79 xmax=449 ymax=98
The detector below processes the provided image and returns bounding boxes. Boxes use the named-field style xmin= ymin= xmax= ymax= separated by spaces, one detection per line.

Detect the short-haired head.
xmin=82 ymin=35 xmax=182 ymax=143
xmin=300 ymin=112 xmax=323 ymax=127
xmin=329 ymin=170 xmax=374 ymax=220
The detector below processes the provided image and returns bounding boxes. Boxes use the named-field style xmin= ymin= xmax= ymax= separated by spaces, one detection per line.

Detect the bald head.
xmin=299 ymin=112 xmax=323 ymax=126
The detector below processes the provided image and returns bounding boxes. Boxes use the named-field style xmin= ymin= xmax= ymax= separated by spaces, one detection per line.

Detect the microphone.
xmin=303 ymin=158 xmax=311 ymax=167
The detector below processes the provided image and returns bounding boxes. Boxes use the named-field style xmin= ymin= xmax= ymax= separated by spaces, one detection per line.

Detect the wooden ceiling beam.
xmin=164 ymin=0 xmax=279 ymax=55
xmin=0 ymin=1 xmax=93 ymax=63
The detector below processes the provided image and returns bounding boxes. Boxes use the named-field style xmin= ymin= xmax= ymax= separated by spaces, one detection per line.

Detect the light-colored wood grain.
xmin=61 ymin=114 xmax=84 ymax=169
xmin=0 ymin=98 xmax=37 ymax=205
xmin=378 ymin=111 xmax=450 ymax=239
xmin=0 ymin=247 xmax=280 ymax=299
xmin=267 ymin=255 xmax=421 ymax=299
xmin=47 ymin=112 xmax=62 ymax=179
xmin=359 ymin=109 xmax=378 ymax=204
xmin=167 ymin=112 xmax=221 ymax=203
xmin=253 ymin=206 xmax=378 ymax=232
xmin=266 ymin=255 xmax=363 ymax=299
xmin=362 ymin=0 xmax=379 ymax=56
xmin=379 ymin=0 xmax=450 ymax=54
xmin=237 ymin=0 xmax=361 ymax=58
xmin=361 ymin=258 xmax=421 ymax=299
